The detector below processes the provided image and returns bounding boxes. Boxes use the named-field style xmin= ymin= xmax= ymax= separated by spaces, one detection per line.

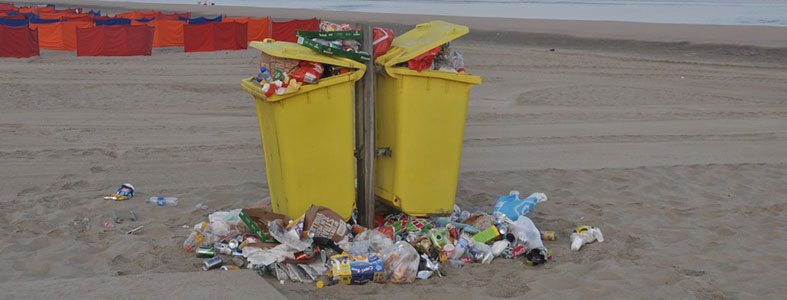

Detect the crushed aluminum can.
xmin=221 ymin=265 xmax=240 ymax=271
xmin=228 ymin=239 xmax=239 ymax=249
xmin=202 ymin=256 xmax=222 ymax=271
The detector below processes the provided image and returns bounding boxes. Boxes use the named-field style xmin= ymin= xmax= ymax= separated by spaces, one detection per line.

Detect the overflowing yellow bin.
xmin=241 ymin=40 xmax=365 ymax=221
xmin=374 ymin=21 xmax=483 ymax=216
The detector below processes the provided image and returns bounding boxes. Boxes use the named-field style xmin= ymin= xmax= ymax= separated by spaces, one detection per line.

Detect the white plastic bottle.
xmin=147 ymin=196 xmax=179 ymax=206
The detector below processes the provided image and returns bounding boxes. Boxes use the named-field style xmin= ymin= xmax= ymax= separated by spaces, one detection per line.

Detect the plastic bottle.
xmin=570 ymin=226 xmax=604 ymax=251
xmin=147 ymin=196 xmax=178 ymax=206
xmin=257 ymin=66 xmax=273 ymax=83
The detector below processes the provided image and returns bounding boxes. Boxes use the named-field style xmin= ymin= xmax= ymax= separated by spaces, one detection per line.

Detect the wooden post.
xmin=355 ymin=24 xmax=375 ymax=228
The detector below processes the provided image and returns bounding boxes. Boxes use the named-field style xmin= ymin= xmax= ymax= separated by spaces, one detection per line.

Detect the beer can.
xmin=228 ymin=239 xmax=239 ymax=249
xmin=446 ymin=224 xmax=458 ymax=240
xmin=196 ymin=246 xmax=216 ymax=258
xmin=202 ymin=256 xmax=222 ymax=271
xmin=541 ymin=231 xmax=556 ymax=241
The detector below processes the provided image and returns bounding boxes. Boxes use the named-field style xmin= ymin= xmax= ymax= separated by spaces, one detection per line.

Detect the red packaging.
xmin=407 ymin=47 xmax=440 ymax=72
xmin=289 ymin=61 xmax=323 ymax=84
xmin=376 ymin=225 xmax=395 ymax=240
xmin=459 ymin=256 xmax=472 ymax=264
xmin=372 ymin=27 xmax=394 ymax=59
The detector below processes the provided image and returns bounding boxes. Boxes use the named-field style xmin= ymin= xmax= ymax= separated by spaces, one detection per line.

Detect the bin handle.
xmin=262 ymin=38 xmax=276 ymax=43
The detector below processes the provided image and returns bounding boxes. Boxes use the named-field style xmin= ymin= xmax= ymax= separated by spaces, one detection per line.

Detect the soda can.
xmin=228 ymin=239 xmax=239 ymax=249
xmin=459 ymin=256 xmax=472 ymax=264
xmin=214 ymin=243 xmax=232 ymax=255
xmin=232 ymin=249 xmax=244 ymax=256
xmin=116 ymin=183 xmax=134 ymax=199
xmin=221 ymin=265 xmax=240 ymax=271
xmin=512 ymin=245 xmax=527 ymax=258
xmin=446 ymin=224 xmax=458 ymax=240
xmin=196 ymin=246 xmax=216 ymax=258
xmin=541 ymin=231 xmax=556 ymax=241
xmin=202 ymin=256 xmax=222 ymax=271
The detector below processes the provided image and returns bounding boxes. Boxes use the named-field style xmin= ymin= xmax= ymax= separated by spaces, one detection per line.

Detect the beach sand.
xmin=1 ymin=1 xmax=786 ymax=299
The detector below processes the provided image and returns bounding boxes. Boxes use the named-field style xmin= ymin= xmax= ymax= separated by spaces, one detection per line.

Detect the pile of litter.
xmin=181 ymin=190 xmax=604 ymax=287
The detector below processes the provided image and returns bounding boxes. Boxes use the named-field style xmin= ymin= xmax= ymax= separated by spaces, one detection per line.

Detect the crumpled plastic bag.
xmin=493 ymin=191 xmax=548 ymax=222
xmin=373 ymin=27 xmax=394 ymax=59
xmin=408 ymin=47 xmax=441 ymax=72
xmin=354 ymin=229 xmax=394 ymax=257
xmin=244 ymin=244 xmax=296 ymax=267
xmin=208 ymin=209 xmax=242 ymax=237
xmin=383 ymin=241 xmax=419 ymax=283
xmin=268 ymin=220 xmax=313 ymax=252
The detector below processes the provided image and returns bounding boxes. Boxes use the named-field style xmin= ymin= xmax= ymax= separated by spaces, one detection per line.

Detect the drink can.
xmin=232 ymin=249 xmax=244 ymax=256
xmin=196 ymin=246 xmax=216 ymax=258
xmin=541 ymin=231 xmax=556 ymax=241
xmin=459 ymin=256 xmax=472 ymax=264
xmin=228 ymin=239 xmax=239 ymax=249
xmin=446 ymin=224 xmax=458 ymax=240
xmin=203 ymin=256 xmax=222 ymax=271
xmin=220 ymin=265 xmax=240 ymax=271
xmin=512 ymin=245 xmax=527 ymax=258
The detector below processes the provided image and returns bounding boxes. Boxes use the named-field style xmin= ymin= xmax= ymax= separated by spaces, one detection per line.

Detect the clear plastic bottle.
xmin=147 ymin=196 xmax=178 ymax=206
xmin=257 ymin=66 xmax=273 ymax=83
xmin=511 ymin=216 xmax=549 ymax=265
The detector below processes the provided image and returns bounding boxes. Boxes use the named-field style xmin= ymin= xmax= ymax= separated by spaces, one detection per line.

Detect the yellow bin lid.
xmin=376 ymin=20 xmax=469 ymax=68
xmin=250 ymin=39 xmax=366 ymax=71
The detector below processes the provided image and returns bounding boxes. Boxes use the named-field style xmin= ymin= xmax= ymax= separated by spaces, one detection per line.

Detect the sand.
xmin=1 ymin=1 xmax=786 ymax=299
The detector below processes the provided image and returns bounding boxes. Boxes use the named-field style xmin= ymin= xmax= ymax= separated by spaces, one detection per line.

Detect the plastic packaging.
xmin=268 ymin=220 xmax=313 ymax=251
xmin=491 ymin=240 xmax=510 ymax=257
xmin=353 ymin=229 xmax=394 ymax=256
xmin=570 ymin=226 xmax=604 ymax=251
xmin=383 ymin=241 xmax=419 ymax=283
xmin=511 ymin=216 xmax=549 ymax=265
xmin=407 ymin=46 xmax=441 ymax=72
xmin=208 ymin=209 xmax=242 ymax=237
xmin=493 ymin=191 xmax=547 ymax=222
xmin=146 ymin=197 xmax=178 ymax=206
xmin=469 ymin=241 xmax=494 ymax=263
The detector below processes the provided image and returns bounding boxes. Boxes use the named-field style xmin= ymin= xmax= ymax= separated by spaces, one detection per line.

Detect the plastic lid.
xmin=250 ymin=39 xmax=366 ymax=70
xmin=376 ymin=20 xmax=469 ymax=67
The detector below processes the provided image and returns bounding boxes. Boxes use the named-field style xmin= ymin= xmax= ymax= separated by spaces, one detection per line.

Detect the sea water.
xmin=108 ymin=0 xmax=787 ymax=26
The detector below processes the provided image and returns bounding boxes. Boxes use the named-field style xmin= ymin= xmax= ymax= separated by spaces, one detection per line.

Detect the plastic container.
xmin=241 ymin=39 xmax=366 ymax=221
xmin=374 ymin=21 xmax=482 ymax=216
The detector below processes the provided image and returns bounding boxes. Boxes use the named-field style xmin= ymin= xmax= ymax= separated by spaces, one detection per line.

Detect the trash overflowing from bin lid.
xmin=249 ymin=21 xmax=393 ymax=98
xmin=178 ymin=190 xmax=603 ymax=287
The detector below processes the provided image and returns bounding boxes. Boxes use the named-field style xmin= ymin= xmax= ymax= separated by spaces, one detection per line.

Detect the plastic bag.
xmin=383 ymin=241 xmax=419 ymax=283
xmin=408 ymin=47 xmax=441 ymax=72
xmin=208 ymin=209 xmax=242 ymax=237
xmin=493 ymin=191 xmax=548 ymax=222
xmin=354 ymin=229 xmax=394 ymax=256
xmin=372 ymin=27 xmax=394 ymax=59
xmin=268 ymin=220 xmax=313 ymax=252
xmin=511 ymin=216 xmax=549 ymax=265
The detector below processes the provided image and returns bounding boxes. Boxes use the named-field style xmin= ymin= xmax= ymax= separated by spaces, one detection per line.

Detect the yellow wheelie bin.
xmin=374 ymin=21 xmax=482 ymax=216
xmin=241 ymin=40 xmax=366 ymax=221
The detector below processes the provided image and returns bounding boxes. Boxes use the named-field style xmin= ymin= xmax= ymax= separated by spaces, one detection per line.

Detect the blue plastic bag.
xmin=493 ymin=191 xmax=547 ymax=221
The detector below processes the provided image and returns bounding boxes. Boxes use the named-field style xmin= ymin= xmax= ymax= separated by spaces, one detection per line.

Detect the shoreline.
xmin=20 ymin=0 xmax=787 ymax=48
